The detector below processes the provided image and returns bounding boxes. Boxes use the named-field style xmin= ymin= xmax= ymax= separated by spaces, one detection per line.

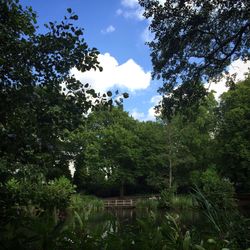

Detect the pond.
xmin=1 ymin=205 xmax=249 ymax=249
xmin=85 ymin=207 xmax=212 ymax=238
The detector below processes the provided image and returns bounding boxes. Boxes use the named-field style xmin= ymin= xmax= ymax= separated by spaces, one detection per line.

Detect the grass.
xmin=170 ymin=195 xmax=196 ymax=209
xmin=136 ymin=194 xmax=195 ymax=210
xmin=136 ymin=198 xmax=159 ymax=211
xmin=69 ymin=194 xmax=104 ymax=213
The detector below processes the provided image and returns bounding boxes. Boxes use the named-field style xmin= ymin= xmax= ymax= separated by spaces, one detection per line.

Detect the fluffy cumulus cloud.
xmin=71 ymin=53 xmax=151 ymax=92
xmin=117 ymin=0 xmax=144 ymax=20
xmin=206 ymin=59 xmax=250 ymax=99
xmin=130 ymin=107 xmax=157 ymax=121
xmin=130 ymin=95 xmax=162 ymax=121
xmin=101 ymin=25 xmax=115 ymax=34
xmin=131 ymin=108 xmax=145 ymax=120
xmin=131 ymin=58 xmax=250 ymax=121
xmin=150 ymin=95 xmax=162 ymax=105
xmin=146 ymin=95 xmax=162 ymax=120
xmin=121 ymin=0 xmax=138 ymax=8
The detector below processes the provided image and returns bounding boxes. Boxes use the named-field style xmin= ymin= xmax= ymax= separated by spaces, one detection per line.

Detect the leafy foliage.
xmin=216 ymin=77 xmax=250 ymax=191
xmin=0 ymin=0 xmax=107 ymax=181
xmin=135 ymin=121 xmax=168 ymax=191
xmin=72 ymin=107 xmax=139 ymax=196
xmin=159 ymin=186 xmax=176 ymax=208
xmin=163 ymin=93 xmax=218 ymax=188
xmin=69 ymin=194 xmax=104 ymax=213
xmin=4 ymin=176 xmax=75 ymax=211
xmin=73 ymin=108 xmax=169 ymax=196
xmin=136 ymin=198 xmax=159 ymax=211
xmin=139 ymin=0 xmax=250 ymax=92
xmin=199 ymin=168 xmax=236 ymax=210
xmin=193 ymin=187 xmax=250 ymax=249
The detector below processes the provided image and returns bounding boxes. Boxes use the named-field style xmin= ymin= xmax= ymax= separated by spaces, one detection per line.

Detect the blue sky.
xmin=20 ymin=0 xmax=163 ymax=121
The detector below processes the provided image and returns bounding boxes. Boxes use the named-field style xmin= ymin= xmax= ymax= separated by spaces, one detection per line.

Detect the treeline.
xmin=71 ymin=79 xmax=250 ymax=196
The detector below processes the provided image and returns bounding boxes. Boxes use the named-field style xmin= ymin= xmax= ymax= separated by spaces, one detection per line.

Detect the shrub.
xmin=69 ymin=194 xmax=104 ymax=213
xmin=193 ymin=187 xmax=250 ymax=249
xmin=159 ymin=185 xmax=177 ymax=208
xmin=190 ymin=170 xmax=202 ymax=186
xmin=5 ymin=176 xmax=76 ymax=211
xmin=41 ymin=177 xmax=76 ymax=210
xmin=200 ymin=168 xmax=236 ymax=210
xmin=171 ymin=195 xmax=195 ymax=209
xmin=136 ymin=198 xmax=159 ymax=211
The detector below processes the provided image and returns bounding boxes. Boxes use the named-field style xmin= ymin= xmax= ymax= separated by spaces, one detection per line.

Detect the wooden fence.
xmin=104 ymin=199 xmax=137 ymax=208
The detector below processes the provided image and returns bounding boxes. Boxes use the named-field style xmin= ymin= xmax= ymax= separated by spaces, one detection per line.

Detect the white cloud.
xmin=131 ymin=108 xmax=145 ymax=120
xmin=141 ymin=25 xmax=153 ymax=42
xmin=150 ymin=95 xmax=162 ymax=105
xmin=131 ymin=106 xmax=159 ymax=121
xmin=121 ymin=0 xmax=138 ymax=8
xmin=117 ymin=0 xmax=145 ymax=20
xmin=130 ymin=95 xmax=162 ymax=121
xmin=146 ymin=106 xmax=157 ymax=120
xmin=117 ymin=8 xmax=144 ymax=20
xmin=71 ymin=53 xmax=151 ymax=93
xmin=207 ymin=59 xmax=250 ymax=99
xmin=145 ymin=95 xmax=162 ymax=120
xmin=101 ymin=25 xmax=115 ymax=34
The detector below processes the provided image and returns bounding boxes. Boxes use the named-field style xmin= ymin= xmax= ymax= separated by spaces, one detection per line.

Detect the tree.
xmin=158 ymin=81 xmax=207 ymax=121
xmin=0 ymin=0 xmax=106 ymax=181
xmin=139 ymin=0 xmax=250 ymax=94
xmin=135 ymin=121 xmax=168 ymax=191
xmin=216 ymin=77 xmax=250 ymax=191
xmin=163 ymin=92 xmax=218 ymax=188
xmin=73 ymin=109 xmax=171 ymax=196
xmin=73 ymin=108 xmax=140 ymax=197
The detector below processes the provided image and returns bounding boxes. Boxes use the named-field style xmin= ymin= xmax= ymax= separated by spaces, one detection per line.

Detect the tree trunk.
xmin=168 ymin=123 xmax=173 ymax=189
xmin=169 ymin=158 xmax=172 ymax=188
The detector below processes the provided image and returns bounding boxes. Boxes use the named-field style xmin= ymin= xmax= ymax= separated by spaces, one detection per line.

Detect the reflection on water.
xmin=86 ymin=207 xmax=210 ymax=236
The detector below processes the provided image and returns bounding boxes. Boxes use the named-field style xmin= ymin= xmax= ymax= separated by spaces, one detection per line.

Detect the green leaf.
xmin=107 ymin=91 xmax=112 ymax=97
xmin=123 ymin=92 xmax=129 ymax=98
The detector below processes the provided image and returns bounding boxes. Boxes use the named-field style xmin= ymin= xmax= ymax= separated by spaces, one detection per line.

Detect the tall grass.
xmin=136 ymin=198 xmax=159 ymax=211
xmin=192 ymin=187 xmax=250 ymax=249
xmin=69 ymin=194 xmax=104 ymax=213
xmin=171 ymin=195 xmax=196 ymax=209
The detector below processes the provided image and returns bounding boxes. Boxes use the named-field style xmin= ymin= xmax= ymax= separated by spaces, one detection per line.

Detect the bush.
xmin=190 ymin=170 xmax=202 ymax=187
xmin=5 ymin=176 xmax=76 ymax=211
xmin=200 ymin=168 xmax=236 ymax=210
xmin=136 ymin=198 xmax=159 ymax=211
xmin=171 ymin=195 xmax=195 ymax=209
xmin=159 ymin=185 xmax=176 ymax=208
xmin=42 ymin=177 xmax=76 ymax=210
xmin=69 ymin=194 xmax=104 ymax=213
xmin=193 ymin=187 xmax=250 ymax=249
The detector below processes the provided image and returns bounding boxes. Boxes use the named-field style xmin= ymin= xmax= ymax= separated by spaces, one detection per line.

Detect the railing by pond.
xmin=103 ymin=195 xmax=160 ymax=208
xmin=104 ymin=199 xmax=137 ymax=208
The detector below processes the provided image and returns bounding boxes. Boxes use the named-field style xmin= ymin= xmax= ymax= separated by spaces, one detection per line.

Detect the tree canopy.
xmin=0 ymin=0 xmax=108 ymax=180
xmin=216 ymin=77 xmax=250 ymax=191
xmin=72 ymin=108 xmax=169 ymax=196
xmin=164 ymin=92 xmax=218 ymax=188
xmin=139 ymin=0 xmax=250 ymax=93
